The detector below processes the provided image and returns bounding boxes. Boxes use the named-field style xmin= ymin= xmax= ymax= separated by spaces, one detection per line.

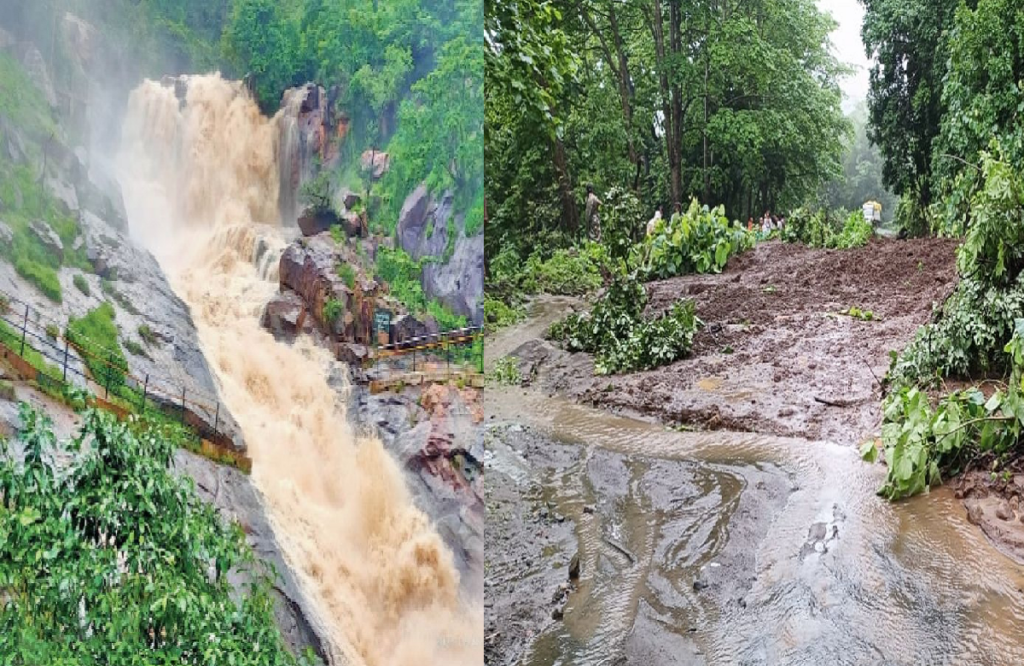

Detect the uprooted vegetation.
xmin=782 ymin=207 xmax=874 ymax=250
xmin=0 ymin=403 xmax=315 ymax=663
xmin=547 ymin=277 xmax=701 ymax=375
xmin=871 ymin=151 xmax=1024 ymax=499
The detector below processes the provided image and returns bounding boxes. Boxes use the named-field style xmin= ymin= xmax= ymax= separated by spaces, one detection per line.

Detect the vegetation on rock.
xmin=0 ymin=403 xmax=312 ymax=663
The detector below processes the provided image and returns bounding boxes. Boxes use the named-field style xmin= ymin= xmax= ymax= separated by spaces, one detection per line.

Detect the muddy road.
xmin=485 ymin=238 xmax=1024 ymax=665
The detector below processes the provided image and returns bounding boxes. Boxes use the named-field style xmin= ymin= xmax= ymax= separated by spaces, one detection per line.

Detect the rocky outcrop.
xmin=29 ymin=220 xmax=63 ymax=261
xmin=358 ymin=383 xmax=484 ymax=600
xmin=261 ymin=290 xmax=310 ymax=339
xmin=278 ymin=83 xmax=344 ymax=223
xmin=296 ymin=207 xmax=339 ymax=237
xmin=277 ymin=233 xmax=380 ymax=346
xmin=396 ymin=186 xmax=484 ymax=324
xmin=360 ymin=150 xmax=389 ymax=179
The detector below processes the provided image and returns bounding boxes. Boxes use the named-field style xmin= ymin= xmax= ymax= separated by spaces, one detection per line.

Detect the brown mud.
xmin=549 ymin=238 xmax=960 ymax=446
xmin=485 ymin=237 xmax=1024 ymax=665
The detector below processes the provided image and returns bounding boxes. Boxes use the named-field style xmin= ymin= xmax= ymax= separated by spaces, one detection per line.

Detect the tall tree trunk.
xmin=651 ymin=0 xmax=681 ymax=208
xmin=552 ymin=137 xmax=578 ymax=233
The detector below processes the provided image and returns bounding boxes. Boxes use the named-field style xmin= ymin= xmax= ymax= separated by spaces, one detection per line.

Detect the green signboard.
xmin=374 ymin=309 xmax=391 ymax=340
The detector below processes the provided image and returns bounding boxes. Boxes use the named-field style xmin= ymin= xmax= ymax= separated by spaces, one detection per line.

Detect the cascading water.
xmin=116 ymin=73 xmax=481 ymax=666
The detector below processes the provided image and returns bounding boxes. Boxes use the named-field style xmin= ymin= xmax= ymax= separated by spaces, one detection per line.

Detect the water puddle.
xmin=487 ymin=382 xmax=1024 ymax=665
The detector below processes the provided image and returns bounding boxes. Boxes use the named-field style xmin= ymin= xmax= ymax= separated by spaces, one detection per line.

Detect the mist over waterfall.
xmin=117 ymin=73 xmax=481 ymax=666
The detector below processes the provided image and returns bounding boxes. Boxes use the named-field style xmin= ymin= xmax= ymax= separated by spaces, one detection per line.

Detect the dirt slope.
xmin=567 ymin=238 xmax=960 ymax=446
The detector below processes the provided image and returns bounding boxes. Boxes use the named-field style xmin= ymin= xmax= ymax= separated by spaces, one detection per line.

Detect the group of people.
xmin=748 ymin=211 xmax=785 ymax=236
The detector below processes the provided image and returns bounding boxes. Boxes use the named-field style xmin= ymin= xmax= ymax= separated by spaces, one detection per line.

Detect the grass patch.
xmin=138 ymin=323 xmax=158 ymax=346
xmin=322 ymin=298 xmax=343 ymax=324
xmin=123 ymin=338 xmax=150 ymax=359
xmin=101 ymin=279 xmax=139 ymax=315
xmin=66 ymin=302 xmax=128 ymax=391
xmin=73 ymin=273 xmax=90 ymax=296
xmin=337 ymin=262 xmax=356 ymax=290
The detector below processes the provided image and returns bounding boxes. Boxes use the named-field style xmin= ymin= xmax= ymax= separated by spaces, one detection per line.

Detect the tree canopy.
xmin=485 ymin=0 xmax=850 ymax=262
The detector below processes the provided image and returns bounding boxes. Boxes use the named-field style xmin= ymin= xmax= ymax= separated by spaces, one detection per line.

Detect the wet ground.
xmin=485 ymin=238 xmax=1024 ymax=665
xmin=538 ymin=238 xmax=960 ymax=447
xmin=484 ymin=388 xmax=1024 ymax=666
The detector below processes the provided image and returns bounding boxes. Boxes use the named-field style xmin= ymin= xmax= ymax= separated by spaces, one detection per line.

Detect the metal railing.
xmin=0 ymin=286 xmax=230 ymax=445
xmin=369 ymin=325 xmax=484 ymax=381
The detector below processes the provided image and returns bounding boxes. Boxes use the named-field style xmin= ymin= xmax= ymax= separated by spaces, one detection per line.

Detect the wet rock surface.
xmin=483 ymin=418 xmax=790 ymax=666
xmin=350 ymin=381 xmax=485 ymax=602
xmin=396 ymin=185 xmax=484 ymax=323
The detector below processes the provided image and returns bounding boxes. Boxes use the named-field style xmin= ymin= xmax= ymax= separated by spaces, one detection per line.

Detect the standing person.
xmin=647 ymin=209 xmax=663 ymax=236
xmin=747 ymin=217 xmax=754 ymax=232
xmin=585 ymin=185 xmax=603 ymax=242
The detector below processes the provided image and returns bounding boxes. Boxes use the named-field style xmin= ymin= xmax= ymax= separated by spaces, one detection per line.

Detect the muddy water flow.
xmin=488 ymin=299 xmax=1024 ymax=665
xmin=117 ymin=74 xmax=481 ymax=666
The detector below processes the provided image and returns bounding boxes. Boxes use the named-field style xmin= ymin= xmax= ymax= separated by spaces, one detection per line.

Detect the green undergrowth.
xmin=548 ymin=277 xmax=701 ymax=375
xmin=375 ymin=246 xmax=466 ymax=331
xmin=868 ymin=321 xmax=1024 ymax=500
xmin=67 ymin=303 xmax=129 ymax=392
xmin=632 ymin=199 xmax=755 ymax=280
xmin=490 ymin=355 xmax=521 ymax=385
xmin=783 ymin=208 xmax=873 ymax=249
xmin=0 ymin=403 xmax=312 ymax=663
xmin=874 ymin=150 xmax=1024 ymax=500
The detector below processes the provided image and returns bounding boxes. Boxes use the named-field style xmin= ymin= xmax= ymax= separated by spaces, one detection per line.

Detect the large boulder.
xmin=30 ymin=220 xmax=63 ymax=262
xmin=261 ymin=290 xmax=309 ymax=340
xmin=296 ymin=207 xmax=339 ymax=237
xmin=360 ymin=150 xmax=389 ymax=179
xmin=278 ymin=233 xmax=381 ymax=345
xmin=395 ymin=186 xmax=484 ymax=323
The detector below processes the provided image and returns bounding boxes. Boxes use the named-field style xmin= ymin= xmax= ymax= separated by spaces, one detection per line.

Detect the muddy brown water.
xmin=486 ymin=295 xmax=1024 ymax=666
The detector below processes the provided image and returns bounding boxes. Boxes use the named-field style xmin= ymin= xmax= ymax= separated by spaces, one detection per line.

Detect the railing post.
xmin=105 ymin=352 xmax=112 ymax=399
xmin=180 ymin=387 xmax=186 ymax=423
xmin=62 ymin=337 xmax=69 ymax=381
xmin=446 ymin=332 xmax=450 ymax=377
xmin=19 ymin=304 xmax=28 ymax=356
xmin=141 ymin=374 xmax=149 ymax=411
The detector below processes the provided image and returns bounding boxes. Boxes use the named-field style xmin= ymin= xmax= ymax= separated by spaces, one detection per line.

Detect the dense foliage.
xmin=548 ymin=277 xmax=701 ymax=375
xmin=782 ymin=208 xmax=873 ymax=250
xmin=863 ymin=0 xmax=1023 ymax=237
xmin=0 ymin=404 xmax=308 ymax=663
xmin=375 ymin=246 xmax=466 ymax=331
xmin=633 ymin=199 xmax=754 ymax=280
xmin=868 ymin=322 xmax=1024 ymax=500
xmin=486 ymin=0 xmax=849 ymax=264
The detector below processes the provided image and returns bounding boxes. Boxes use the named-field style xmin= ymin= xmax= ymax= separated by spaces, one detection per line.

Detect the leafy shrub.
xmin=834 ymin=210 xmax=874 ymax=248
xmin=632 ymin=198 xmax=753 ymax=280
xmin=868 ymin=320 xmax=1024 ymax=499
xmin=0 ymin=404 xmax=301 ymax=662
xmin=138 ymin=324 xmax=158 ymax=346
xmin=44 ymin=323 xmax=59 ymax=339
xmin=67 ymin=303 xmax=128 ymax=391
xmin=337 ymin=262 xmax=356 ymax=289
xmin=490 ymin=356 xmax=521 ymax=385
xmin=73 ymin=273 xmax=90 ymax=296
xmin=520 ymin=243 xmax=609 ymax=296
xmin=322 ymin=298 xmax=343 ymax=324
xmin=0 ymin=380 xmax=14 ymax=401
xmin=888 ymin=151 xmax=1024 ymax=387
xmin=600 ymin=186 xmax=646 ymax=259
xmin=548 ymin=276 xmax=702 ymax=374
xmin=484 ymin=294 xmax=524 ymax=330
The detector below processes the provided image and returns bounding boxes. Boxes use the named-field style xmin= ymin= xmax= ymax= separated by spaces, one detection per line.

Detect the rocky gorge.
xmin=0 ymin=11 xmax=483 ymax=664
